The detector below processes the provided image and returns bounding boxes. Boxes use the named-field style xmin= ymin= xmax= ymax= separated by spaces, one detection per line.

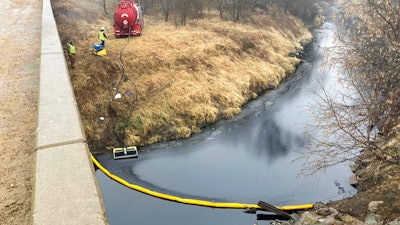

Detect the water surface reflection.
xmin=96 ymin=17 xmax=357 ymax=225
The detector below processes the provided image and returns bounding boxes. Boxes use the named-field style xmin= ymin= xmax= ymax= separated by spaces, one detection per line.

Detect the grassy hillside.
xmin=51 ymin=0 xmax=312 ymax=152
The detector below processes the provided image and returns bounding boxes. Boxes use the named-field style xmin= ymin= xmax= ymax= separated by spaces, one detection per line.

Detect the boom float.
xmin=92 ymin=154 xmax=314 ymax=211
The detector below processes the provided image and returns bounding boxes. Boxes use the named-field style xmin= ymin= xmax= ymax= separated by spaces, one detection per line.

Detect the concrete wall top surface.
xmin=32 ymin=0 xmax=108 ymax=224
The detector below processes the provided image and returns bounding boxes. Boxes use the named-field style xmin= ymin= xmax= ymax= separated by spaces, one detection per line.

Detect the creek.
xmin=95 ymin=8 xmax=357 ymax=225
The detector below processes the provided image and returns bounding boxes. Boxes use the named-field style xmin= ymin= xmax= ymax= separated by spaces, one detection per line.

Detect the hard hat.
xmin=69 ymin=39 xmax=73 ymax=44
xmin=101 ymin=27 xmax=105 ymax=31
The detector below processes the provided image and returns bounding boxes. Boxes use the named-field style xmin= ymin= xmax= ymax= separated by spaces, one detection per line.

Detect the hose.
xmin=109 ymin=27 xmax=138 ymax=147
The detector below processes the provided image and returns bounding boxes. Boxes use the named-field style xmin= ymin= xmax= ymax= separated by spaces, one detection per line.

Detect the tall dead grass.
xmin=51 ymin=0 xmax=312 ymax=152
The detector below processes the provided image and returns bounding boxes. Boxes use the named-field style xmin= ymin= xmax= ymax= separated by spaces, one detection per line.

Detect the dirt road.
xmin=0 ymin=0 xmax=42 ymax=224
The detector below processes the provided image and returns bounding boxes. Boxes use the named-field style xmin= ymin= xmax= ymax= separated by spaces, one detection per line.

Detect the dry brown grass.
xmin=51 ymin=0 xmax=312 ymax=152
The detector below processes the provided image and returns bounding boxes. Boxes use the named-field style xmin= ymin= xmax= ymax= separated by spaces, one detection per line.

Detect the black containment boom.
xmin=258 ymin=201 xmax=292 ymax=219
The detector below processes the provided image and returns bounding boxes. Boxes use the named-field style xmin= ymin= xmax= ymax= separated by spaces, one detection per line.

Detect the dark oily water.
xmin=96 ymin=13 xmax=356 ymax=225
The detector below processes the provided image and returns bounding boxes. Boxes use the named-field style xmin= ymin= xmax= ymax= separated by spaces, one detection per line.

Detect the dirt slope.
xmin=0 ymin=0 xmax=41 ymax=224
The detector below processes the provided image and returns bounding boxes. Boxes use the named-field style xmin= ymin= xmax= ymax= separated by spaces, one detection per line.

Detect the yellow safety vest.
xmin=98 ymin=31 xmax=107 ymax=41
xmin=68 ymin=44 xmax=76 ymax=54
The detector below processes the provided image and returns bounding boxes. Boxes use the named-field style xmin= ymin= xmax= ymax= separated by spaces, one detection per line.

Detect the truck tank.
xmin=113 ymin=0 xmax=143 ymax=37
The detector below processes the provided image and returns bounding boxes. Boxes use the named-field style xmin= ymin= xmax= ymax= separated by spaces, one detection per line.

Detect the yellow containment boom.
xmin=91 ymin=154 xmax=314 ymax=211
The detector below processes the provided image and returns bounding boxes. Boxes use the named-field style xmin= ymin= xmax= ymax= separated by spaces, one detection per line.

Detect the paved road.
xmin=0 ymin=0 xmax=41 ymax=224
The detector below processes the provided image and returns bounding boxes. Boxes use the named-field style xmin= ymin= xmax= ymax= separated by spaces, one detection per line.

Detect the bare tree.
xmin=215 ymin=0 xmax=226 ymax=19
xmin=143 ymin=0 xmax=325 ymax=26
xmin=229 ymin=0 xmax=242 ymax=22
xmin=159 ymin=0 xmax=172 ymax=22
xmin=335 ymin=0 xmax=400 ymax=138
xmin=191 ymin=0 xmax=205 ymax=19
xmin=173 ymin=0 xmax=191 ymax=26
xmin=300 ymin=0 xmax=400 ymax=175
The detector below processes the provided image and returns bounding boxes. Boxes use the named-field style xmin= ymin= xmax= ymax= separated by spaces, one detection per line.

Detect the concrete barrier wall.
xmin=32 ymin=0 xmax=107 ymax=224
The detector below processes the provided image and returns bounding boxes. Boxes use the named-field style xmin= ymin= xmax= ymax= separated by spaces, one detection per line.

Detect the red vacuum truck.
xmin=113 ymin=0 xmax=143 ymax=37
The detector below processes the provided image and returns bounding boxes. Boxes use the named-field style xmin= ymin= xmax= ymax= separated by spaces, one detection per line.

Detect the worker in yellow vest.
xmin=98 ymin=27 xmax=108 ymax=46
xmin=67 ymin=40 xmax=76 ymax=69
